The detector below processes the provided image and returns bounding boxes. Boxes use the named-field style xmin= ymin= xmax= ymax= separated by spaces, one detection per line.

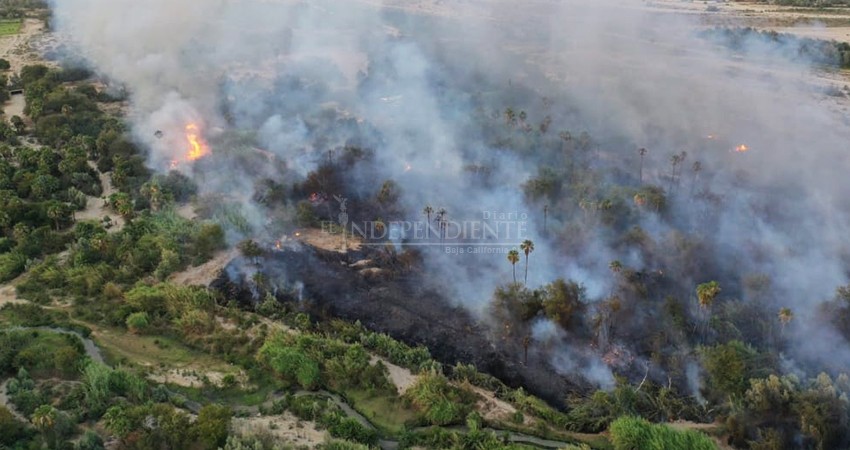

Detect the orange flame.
xmin=185 ymin=123 xmax=210 ymax=161
xmin=734 ymin=144 xmax=749 ymax=153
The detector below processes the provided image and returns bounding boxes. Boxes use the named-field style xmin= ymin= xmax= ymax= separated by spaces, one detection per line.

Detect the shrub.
xmin=609 ymin=416 xmax=716 ymax=450
xmin=125 ymin=312 xmax=150 ymax=334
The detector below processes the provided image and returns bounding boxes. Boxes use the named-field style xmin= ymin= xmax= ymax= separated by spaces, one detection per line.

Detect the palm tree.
xmin=32 ymin=405 xmax=57 ymax=447
xmin=696 ymin=281 xmax=720 ymax=341
xmin=696 ymin=281 xmax=721 ymax=311
xmin=638 ymin=148 xmax=647 ymax=183
xmin=690 ymin=161 xmax=702 ymax=197
xmin=520 ymin=239 xmax=534 ymax=284
xmin=676 ymin=151 xmax=687 ymax=190
xmin=778 ymin=307 xmax=793 ymax=332
xmin=423 ymin=205 xmax=433 ymax=238
xmin=668 ymin=153 xmax=681 ymax=193
xmin=46 ymin=201 xmax=63 ymax=230
xmin=436 ymin=208 xmax=448 ymax=242
xmin=543 ymin=204 xmax=549 ymax=234
xmin=507 ymin=249 xmax=520 ymax=284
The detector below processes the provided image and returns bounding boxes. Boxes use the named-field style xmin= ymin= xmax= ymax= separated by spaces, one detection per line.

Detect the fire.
xmin=185 ymin=123 xmax=210 ymax=161
xmin=734 ymin=144 xmax=749 ymax=153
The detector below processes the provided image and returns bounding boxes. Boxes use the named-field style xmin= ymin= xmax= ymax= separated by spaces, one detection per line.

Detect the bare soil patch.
xmin=231 ymin=412 xmax=328 ymax=448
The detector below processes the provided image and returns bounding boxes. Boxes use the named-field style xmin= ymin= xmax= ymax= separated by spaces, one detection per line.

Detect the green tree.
xmin=700 ymin=340 xmax=758 ymax=400
xmin=258 ymin=336 xmax=320 ymax=390
xmin=10 ymin=115 xmax=24 ymax=135
xmin=194 ymin=404 xmax=232 ymax=449
xmin=0 ymin=406 xmax=24 ymax=445
xmin=238 ymin=239 xmax=264 ymax=265
xmin=542 ymin=279 xmax=585 ymax=330
xmin=45 ymin=200 xmax=66 ymax=230
xmin=108 ymin=192 xmax=133 ymax=221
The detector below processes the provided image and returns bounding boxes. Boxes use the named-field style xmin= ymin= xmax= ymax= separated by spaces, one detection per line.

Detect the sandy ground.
xmin=0 ymin=277 xmax=25 ymax=309
xmin=175 ymin=202 xmax=198 ymax=220
xmin=169 ymin=248 xmax=238 ymax=287
xmin=0 ymin=18 xmax=47 ymax=122
xmin=148 ymin=368 xmax=248 ymax=389
xmin=0 ymin=18 xmax=48 ymax=72
xmin=371 ymin=355 xmax=418 ymax=395
xmin=467 ymin=384 xmax=536 ymax=426
xmin=3 ymin=93 xmax=24 ymax=122
xmin=75 ymin=162 xmax=124 ymax=231
xmin=295 ymin=228 xmax=362 ymax=252
xmin=231 ymin=412 xmax=328 ymax=448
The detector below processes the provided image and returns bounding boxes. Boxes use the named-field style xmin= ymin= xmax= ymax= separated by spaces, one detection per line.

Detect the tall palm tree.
xmin=507 ymin=249 xmax=520 ymax=284
xmin=696 ymin=281 xmax=720 ymax=341
xmin=423 ymin=205 xmax=434 ymax=238
xmin=668 ymin=153 xmax=682 ymax=193
xmin=638 ymin=148 xmax=647 ymax=183
xmin=691 ymin=161 xmax=702 ymax=197
xmin=676 ymin=151 xmax=687 ymax=191
xmin=437 ymin=208 xmax=448 ymax=242
xmin=778 ymin=307 xmax=793 ymax=332
xmin=520 ymin=240 xmax=535 ymax=284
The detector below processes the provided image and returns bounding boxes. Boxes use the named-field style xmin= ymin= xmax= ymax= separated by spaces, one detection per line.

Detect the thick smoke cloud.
xmin=49 ymin=0 xmax=850 ymax=386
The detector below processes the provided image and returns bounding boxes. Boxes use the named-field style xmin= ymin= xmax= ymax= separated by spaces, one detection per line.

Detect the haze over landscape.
xmin=1 ymin=1 xmax=850 ymax=449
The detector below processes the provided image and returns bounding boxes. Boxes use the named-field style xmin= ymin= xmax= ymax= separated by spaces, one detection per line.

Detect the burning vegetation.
xmin=13 ymin=0 xmax=850 ymax=449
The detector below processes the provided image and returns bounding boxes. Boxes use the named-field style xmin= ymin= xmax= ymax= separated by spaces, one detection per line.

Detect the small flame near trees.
xmin=185 ymin=123 xmax=210 ymax=161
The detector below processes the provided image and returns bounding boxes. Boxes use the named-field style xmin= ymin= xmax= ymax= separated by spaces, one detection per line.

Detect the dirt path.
xmin=0 ymin=284 xmax=22 ymax=308
xmin=3 ymin=93 xmax=24 ymax=122
xmin=169 ymin=248 xmax=238 ymax=287
xmin=75 ymin=162 xmax=123 ymax=231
